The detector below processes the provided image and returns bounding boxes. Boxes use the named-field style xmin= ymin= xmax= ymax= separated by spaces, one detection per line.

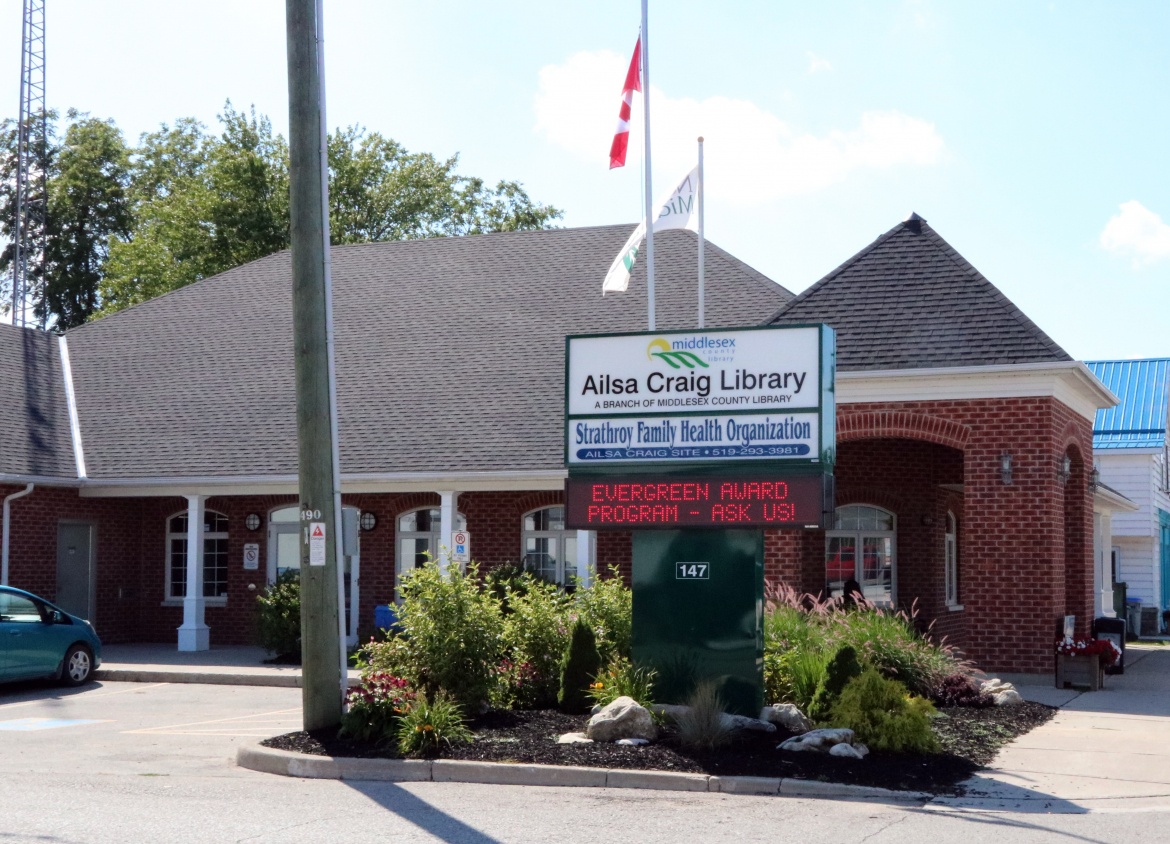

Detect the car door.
xmin=0 ymin=590 xmax=51 ymax=680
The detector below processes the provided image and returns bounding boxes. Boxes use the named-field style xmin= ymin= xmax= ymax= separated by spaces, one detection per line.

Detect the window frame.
xmin=824 ymin=504 xmax=897 ymax=608
xmin=163 ymin=509 xmax=230 ymax=606
xmin=521 ymin=505 xmax=577 ymax=587
xmin=395 ymin=506 xmax=467 ymax=588
xmin=945 ymin=510 xmax=961 ymax=610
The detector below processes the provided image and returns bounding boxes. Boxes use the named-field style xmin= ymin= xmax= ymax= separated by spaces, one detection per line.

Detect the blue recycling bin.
xmin=374 ymin=604 xmax=399 ymax=632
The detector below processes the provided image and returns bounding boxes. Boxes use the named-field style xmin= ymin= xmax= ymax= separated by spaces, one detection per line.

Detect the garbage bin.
xmin=1112 ymin=581 xmax=1127 ymax=618
xmin=1093 ymin=616 xmax=1127 ymax=675
xmin=374 ymin=604 xmax=399 ymax=632
xmin=1126 ymin=600 xmax=1143 ymax=639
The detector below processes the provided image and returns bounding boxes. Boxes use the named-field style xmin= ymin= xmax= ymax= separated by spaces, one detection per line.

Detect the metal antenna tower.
xmin=12 ymin=0 xmax=46 ymax=328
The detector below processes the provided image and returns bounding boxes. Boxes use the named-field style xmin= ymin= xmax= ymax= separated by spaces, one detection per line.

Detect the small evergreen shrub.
xmin=829 ymin=668 xmax=940 ymax=754
xmin=588 ymin=655 xmax=656 ymax=708
xmin=396 ymin=690 xmax=473 ymax=756
xmin=255 ymin=570 xmax=301 ymax=657
xmin=559 ymin=619 xmax=602 ymax=713
xmin=675 ymin=681 xmax=733 ymax=751
xmin=808 ymin=644 xmax=863 ymax=722
xmin=932 ymin=673 xmax=993 ymax=708
xmin=339 ymin=673 xmax=412 ymax=743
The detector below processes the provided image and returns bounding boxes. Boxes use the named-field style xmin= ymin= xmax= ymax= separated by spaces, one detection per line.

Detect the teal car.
xmin=0 ymin=586 xmax=102 ymax=686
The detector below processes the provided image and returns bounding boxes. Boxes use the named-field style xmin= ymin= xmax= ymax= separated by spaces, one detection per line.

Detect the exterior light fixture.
xmin=1090 ymin=467 xmax=1101 ymax=491
xmin=245 ymin=513 xmax=261 ymax=531
xmin=1059 ymin=455 xmax=1072 ymax=485
xmin=359 ymin=511 xmax=377 ymax=532
xmin=1000 ymin=452 xmax=1013 ymax=485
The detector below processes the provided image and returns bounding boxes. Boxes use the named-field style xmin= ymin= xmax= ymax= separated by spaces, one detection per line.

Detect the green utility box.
xmin=631 ymin=529 xmax=764 ymax=717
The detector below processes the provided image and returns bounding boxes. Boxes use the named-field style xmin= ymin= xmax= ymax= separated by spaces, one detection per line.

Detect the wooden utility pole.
xmin=286 ymin=0 xmax=342 ymax=731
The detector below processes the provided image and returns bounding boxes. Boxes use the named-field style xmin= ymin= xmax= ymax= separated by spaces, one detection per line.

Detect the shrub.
xmin=396 ymin=690 xmax=473 ymax=756
xmin=932 ymin=673 xmax=993 ymax=708
xmin=340 ymin=673 xmax=412 ymax=743
xmin=808 ymin=645 xmax=863 ymax=722
xmin=588 ymin=655 xmax=656 ymax=708
xmin=490 ymin=658 xmax=543 ymax=710
xmin=765 ymin=646 xmax=830 ymax=713
xmin=501 ymin=575 xmax=574 ymax=707
xmin=575 ymin=569 xmax=632 ymax=664
xmin=674 ymin=681 xmax=733 ymax=751
xmin=255 ymin=570 xmax=301 ymax=657
xmin=357 ymin=562 xmax=503 ymax=711
xmin=559 ymin=619 xmax=602 ymax=713
xmin=831 ymin=601 xmax=959 ymax=697
xmin=486 ymin=561 xmax=528 ymax=614
xmin=829 ymin=668 xmax=940 ymax=754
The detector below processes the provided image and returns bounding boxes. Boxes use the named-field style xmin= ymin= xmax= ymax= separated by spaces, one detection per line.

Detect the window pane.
xmin=0 ymin=592 xmax=43 ymax=623
xmin=276 ymin=531 xmax=300 ymax=577
xmin=170 ymin=515 xmax=187 ymax=534
xmin=271 ymin=507 xmax=299 ymax=524
xmin=525 ymin=536 xmax=558 ymax=584
xmin=825 ymin=536 xmax=856 ymax=598
xmin=399 ymin=511 xmax=419 ymax=532
xmin=170 ymin=537 xmax=187 ymax=598
xmin=860 ymin=536 xmax=893 ymax=606
xmin=203 ymin=538 xmax=229 ymax=598
xmin=205 ymin=511 xmax=229 ymax=533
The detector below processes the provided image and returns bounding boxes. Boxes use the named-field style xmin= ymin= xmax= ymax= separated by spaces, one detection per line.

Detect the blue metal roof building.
xmin=1086 ymin=359 xmax=1170 ymax=450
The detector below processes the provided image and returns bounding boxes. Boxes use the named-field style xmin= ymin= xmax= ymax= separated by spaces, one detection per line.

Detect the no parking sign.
xmin=451 ymin=531 xmax=470 ymax=564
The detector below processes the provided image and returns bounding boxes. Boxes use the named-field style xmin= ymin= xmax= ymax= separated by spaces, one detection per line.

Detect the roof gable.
xmin=769 ymin=215 xmax=1072 ymax=371
xmin=1086 ymin=358 xmax=1169 ymax=450
xmin=0 ymin=323 xmax=75 ymax=479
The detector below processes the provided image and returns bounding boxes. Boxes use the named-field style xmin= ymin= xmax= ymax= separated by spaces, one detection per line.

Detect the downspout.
xmin=2 ymin=483 xmax=34 ymax=586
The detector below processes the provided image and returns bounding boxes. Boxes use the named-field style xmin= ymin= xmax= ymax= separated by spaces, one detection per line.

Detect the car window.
xmin=0 ymin=592 xmax=44 ymax=623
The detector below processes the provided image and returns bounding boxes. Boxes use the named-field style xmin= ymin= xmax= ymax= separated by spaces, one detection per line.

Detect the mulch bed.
xmin=261 ymin=701 xmax=1055 ymax=795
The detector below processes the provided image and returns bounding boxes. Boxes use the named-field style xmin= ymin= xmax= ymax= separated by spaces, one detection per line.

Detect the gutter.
xmin=1 ymin=483 xmax=34 ymax=586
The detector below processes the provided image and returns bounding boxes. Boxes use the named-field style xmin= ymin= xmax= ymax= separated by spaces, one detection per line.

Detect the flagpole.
xmin=697 ymin=136 xmax=705 ymax=329
xmin=641 ymin=0 xmax=655 ymax=331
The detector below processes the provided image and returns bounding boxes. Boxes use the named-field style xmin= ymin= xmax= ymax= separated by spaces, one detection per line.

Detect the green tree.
xmin=0 ymin=109 xmax=57 ymax=321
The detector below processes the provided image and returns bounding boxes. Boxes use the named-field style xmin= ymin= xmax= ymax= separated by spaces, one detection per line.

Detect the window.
xmin=0 ymin=590 xmax=43 ymax=623
xmin=825 ymin=505 xmax=895 ymax=607
xmin=945 ymin=511 xmax=960 ymax=608
xmin=522 ymin=506 xmax=578 ymax=586
xmin=397 ymin=507 xmax=466 ymax=578
xmin=166 ymin=510 xmax=229 ymax=600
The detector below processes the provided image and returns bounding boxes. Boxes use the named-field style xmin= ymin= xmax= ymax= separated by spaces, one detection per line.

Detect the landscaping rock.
xmin=980 ymin=678 xmax=1025 ymax=706
xmin=615 ymin=738 xmax=650 ymax=746
xmin=993 ymin=690 xmax=1025 ymax=706
xmin=650 ymin=703 xmax=775 ymax=733
xmin=556 ymin=732 xmax=592 ymax=744
xmin=586 ymin=696 xmax=657 ymax=743
xmin=777 ymin=728 xmax=855 ymax=752
xmin=854 ymin=743 xmax=869 ymax=758
xmin=829 ymin=742 xmax=866 ymax=759
xmin=759 ymin=704 xmax=812 ymax=734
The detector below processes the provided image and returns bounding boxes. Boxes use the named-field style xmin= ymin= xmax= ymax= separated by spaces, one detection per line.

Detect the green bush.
xmin=559 ymin=619 xmax=602 ymax=713
xmin=830 ymin=603 xmax=958 ymax=697
xmin=829 ymin=668 xmax=940 ymax=754
xmin=575 ymin=569 xmax=632 ymax=664
xmin=486 ymin=561 xmax=528 ymax=614
xmin=255 ymin=570 xmax=301 ymax=657
xmin=588 ymin=655 xmax=656 ymax=708
xmin=808 ymin=645 xmax=862 ymax=722
xmin=396 ymin=690 xmax=473 ymax=756
xmin=339 ymin=673 xmax=412 ymax=743
xmin=766 ymin=646 xmax=830 ymax=713
xmin=501 ymin=575 xmax=574 ymax=707
xmin=357 ymin=562 xmax=503 ymax=711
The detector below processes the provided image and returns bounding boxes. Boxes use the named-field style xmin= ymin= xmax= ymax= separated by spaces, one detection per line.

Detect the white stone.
xmin=777 ymin=728 xmax=855 ymax=753
xmin=556 ymin=732 xmax=592 ymax=744
xmin=720 ymin=713 xmax=777 ymax=733
xmin=980 ymin=678 xmax=1017 ymax=695
xmin=829 ymin=742 xmax=866 ymax=759
xmin=854 ymin=743 xmax=869 ymax=758
xmin=615 ymin=738 xmax=650 ymax=746
xmin=993 ymin=689 xmax=1025 ymax=706
xmin=586 ymin=696 xmax=657 ymax=743
xmin=759 ymin=704 xmax=812 ymax=734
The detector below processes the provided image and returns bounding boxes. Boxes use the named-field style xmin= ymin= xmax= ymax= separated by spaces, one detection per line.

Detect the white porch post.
xmin=177 ymin=494 xmax=210 ymax=651
xmin=437 ymin=491 xmax=459 ymax=576
xmin=1096 ymin=510 xmax=1116 ymax=618
xmin=576 ymin=529 xmax=595 ymax=588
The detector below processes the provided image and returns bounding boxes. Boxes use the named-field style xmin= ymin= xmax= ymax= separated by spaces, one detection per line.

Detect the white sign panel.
xmin=309 ymin=522 xmax=326 ymax=566
xmin=567 ymin=326 xmax=821 ymax=417
xmin=243 ymin=543 xmax=260 ymax=570
xmin=451 ymin=531 xmax=470 ymax=564
xmin=568 ymin=412 xmax=819 ymax=465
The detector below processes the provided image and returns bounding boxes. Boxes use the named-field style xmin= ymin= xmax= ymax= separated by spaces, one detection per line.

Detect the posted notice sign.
xmin=566 ymin=324 xmax=835 ymax=468
xmin=451 ymin=531 xmax=471 ymax=564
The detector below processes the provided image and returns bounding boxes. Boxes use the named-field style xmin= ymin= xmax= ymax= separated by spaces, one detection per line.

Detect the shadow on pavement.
xmin=345 ymin=781 xmax=505 ymax=844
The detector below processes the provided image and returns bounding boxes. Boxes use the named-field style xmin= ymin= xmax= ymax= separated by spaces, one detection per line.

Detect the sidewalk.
xmin=95 ymin=644 xmax=360 ymax=688
xmin=929 ymin=643 xmax=1170 ymax=813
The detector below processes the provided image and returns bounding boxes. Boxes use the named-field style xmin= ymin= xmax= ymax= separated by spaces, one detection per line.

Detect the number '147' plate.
xmin=676 ymin=562 xmax=710 ymax=580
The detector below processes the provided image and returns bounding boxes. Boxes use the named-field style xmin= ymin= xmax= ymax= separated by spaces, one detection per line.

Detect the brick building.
xmin=0 ymin=217 xmax=1117 ymax=673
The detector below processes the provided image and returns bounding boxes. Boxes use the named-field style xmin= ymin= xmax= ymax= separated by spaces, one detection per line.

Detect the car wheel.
xmin=61 ymin=644 xmax=94 ymax=686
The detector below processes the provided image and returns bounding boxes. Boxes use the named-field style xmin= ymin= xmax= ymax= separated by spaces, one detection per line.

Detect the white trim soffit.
xmin=57 ymin=335 xmax=88 ymax=480
xmin=836 ymin=361 xmax=1119 ymax=422
xmin=1094 ymin=485 xmax=1140 ymax=513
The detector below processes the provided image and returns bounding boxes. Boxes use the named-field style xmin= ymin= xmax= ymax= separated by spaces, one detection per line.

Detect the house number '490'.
xmin=676 ymin=563 xmax=709 ymax=580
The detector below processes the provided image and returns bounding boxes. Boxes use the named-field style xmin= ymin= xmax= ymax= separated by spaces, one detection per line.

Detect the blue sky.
xmin=2 ymin=0 xmax=1167 ymax=360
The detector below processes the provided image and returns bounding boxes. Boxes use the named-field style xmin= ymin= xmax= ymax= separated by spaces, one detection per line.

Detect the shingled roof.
xmin=769 ymin=215 xmax=1072 ymax=371
xmin=62 ymin=225 xmax=791 ymax=480
xmin=0 ymin=323 xmax=74 ymax=479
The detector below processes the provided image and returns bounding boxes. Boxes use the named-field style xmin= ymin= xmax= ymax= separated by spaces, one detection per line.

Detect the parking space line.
xmin=0 ymin=718 xmax=113 ymax=731
xmin=0 ymin=682 xmax=169 ymax=711
xmin=124 ymin=707 xmax=302 ymax=735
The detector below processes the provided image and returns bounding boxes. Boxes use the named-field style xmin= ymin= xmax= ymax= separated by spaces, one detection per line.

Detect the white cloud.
xmin=1100 ymin=201 xmax=1170 ymax=266
xmin=533 ymin=51 xmax=945 ymax=208
xmin=807 ymin=52 xmax=832 ymax=74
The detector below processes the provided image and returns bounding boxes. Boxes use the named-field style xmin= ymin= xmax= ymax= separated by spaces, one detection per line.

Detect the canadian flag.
xmin=609 ymin=36 xmax=641 ymax=169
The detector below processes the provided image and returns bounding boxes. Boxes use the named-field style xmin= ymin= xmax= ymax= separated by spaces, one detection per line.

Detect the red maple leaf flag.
xmin=609 ymin=36 xmax=642 ymax=169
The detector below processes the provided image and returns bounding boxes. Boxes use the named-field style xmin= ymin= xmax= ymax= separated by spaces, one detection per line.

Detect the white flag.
xmin=603 ymin=166 xmax=700 ymax=294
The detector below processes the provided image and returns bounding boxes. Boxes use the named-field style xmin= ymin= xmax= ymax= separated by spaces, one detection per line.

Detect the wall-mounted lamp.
xmin=1000 ymin=452 xmax=1013 ymax=485
xmin=245 ymin=513 xmax=261 ymax=531
xmin=359 ymin=511 xmax=378 ymax=532
xmin=1090 ymin=467 xmax=1101 ymax=491
xmin=1059 ymin=455 xmax=1072 ymax=485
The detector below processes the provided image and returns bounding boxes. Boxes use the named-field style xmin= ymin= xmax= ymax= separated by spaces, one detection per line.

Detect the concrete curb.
xmin=94 ymin=669 xmax=361 ymax=688
xmin=236 ymin=743 xmax=930 ymax=802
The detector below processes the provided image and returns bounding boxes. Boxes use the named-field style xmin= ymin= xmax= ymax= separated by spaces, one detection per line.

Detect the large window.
xmin=945 ymin=511 xmax=960 ymax=608
xmin=167 ymin=511 xmax=229 ymax=600
xmin=522 ymin=506 xmax=577 ymax=586
xmin=825 ymin=504 xmax=895 ymax=607
xmin=397 ymin=508 xmax=466 ymax=578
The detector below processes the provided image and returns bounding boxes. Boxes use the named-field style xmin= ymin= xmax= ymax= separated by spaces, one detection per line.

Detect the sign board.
xmin=451 ymin=530 xmax=470 ymax=564
xmin=565 ymin=473 xmax=832 ymax=530
xmin=566 ymin=324 xmax=834 ymax=468
xmin=676 ymin=562 xmax=710 ymax=580
xmin=242 ymin=543 xmax=260 ymax=570
xmin=309 ymin=522 xmax=326 ymax=566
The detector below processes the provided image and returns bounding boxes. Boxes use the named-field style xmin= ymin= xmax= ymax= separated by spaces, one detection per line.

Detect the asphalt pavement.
xmin=1 ymin=678 xmax=1167 ymax=844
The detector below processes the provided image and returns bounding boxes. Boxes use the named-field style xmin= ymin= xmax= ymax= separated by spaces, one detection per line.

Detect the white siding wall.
xmin=1098 ymin=452 xmax=1158 ymax=536
xmin=1116 ymin=536 xmax=1158 ymax=606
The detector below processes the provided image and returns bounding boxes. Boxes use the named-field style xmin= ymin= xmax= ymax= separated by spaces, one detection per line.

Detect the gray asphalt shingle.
xmin=0 ymin=323 xmax=74 ymax=478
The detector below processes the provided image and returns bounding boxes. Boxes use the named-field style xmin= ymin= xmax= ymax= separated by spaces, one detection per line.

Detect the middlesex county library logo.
xmin=647 ymin=336 xmax=736 ymax=369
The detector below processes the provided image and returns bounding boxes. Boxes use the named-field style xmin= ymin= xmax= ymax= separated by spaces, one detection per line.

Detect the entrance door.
xmin=56 ymin=522 xmax=95 ymax=621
